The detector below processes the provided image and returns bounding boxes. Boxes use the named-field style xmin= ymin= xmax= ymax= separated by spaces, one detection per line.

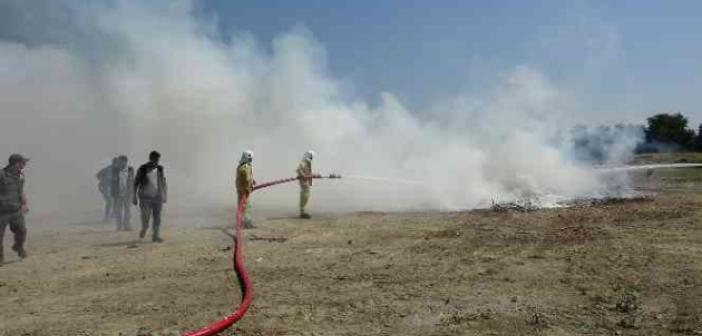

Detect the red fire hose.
xmin=183 ymin=174 xmax=341 ymax=336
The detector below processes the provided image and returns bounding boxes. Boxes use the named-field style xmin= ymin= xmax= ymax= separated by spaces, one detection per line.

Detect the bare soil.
xmin=2 ymin=155 xmax=702 ymax=335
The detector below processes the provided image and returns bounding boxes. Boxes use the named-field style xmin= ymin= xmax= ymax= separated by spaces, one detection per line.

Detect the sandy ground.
xmin=1 ymin=164 xmax=702 ymax=335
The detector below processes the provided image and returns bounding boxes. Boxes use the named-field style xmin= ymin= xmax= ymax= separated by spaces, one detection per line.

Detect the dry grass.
xmin=631 ymin=152 xmax=702 ymax=165
xmin=1 ymin=156 xmax=702 ymax=335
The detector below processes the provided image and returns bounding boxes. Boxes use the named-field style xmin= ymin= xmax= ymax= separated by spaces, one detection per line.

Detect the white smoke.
xmin=0 ymin=1 xmax=640 ymax=213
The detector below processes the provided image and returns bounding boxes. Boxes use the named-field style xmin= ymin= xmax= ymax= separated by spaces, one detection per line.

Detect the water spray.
xmin=596 ymin=163 xmax=702 ymax=172
xmin=343 ymin=175 xmax=426 ymax=186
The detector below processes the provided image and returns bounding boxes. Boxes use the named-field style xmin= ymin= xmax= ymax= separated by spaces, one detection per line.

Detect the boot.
xmin=243 ymin=219 xmax=256 ymax=229
xmin=12 ymin=245 xmax=27 ymax=259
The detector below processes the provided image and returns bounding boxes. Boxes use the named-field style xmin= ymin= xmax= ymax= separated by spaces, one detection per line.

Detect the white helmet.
xmin=239 ymin=150 xmax=254 ymax=165
xmin=303 ymin=150 xmax=315 ymax=161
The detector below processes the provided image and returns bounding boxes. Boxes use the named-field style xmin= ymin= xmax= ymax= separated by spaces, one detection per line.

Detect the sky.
xmin=198 ymin=0 xmax=702 ymax=126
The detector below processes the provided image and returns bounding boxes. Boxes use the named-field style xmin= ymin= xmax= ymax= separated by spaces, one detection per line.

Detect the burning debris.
xmin=490 ymin=194 xmax=654 ymax=212
xmin=490 ymin=199 xmax=542 ymax=213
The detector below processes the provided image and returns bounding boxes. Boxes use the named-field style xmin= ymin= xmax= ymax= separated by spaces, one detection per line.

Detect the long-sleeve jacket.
xmin=96 ymin=165 xmax=113 ymax=188
xmin=236 ymin=163 xmax=254 ymax=195
xmin=0 ymin=167 xmax=25 ymax=214
xmin=296 ymin=160 xmax=312 ymax=188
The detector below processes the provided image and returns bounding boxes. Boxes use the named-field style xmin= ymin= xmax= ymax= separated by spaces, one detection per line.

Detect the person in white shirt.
xmin=111 ymin=155 xmax=134 ymax=231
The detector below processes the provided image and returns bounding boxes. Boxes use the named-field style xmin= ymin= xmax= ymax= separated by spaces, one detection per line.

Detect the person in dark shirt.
xmin=0 ymin=154 xmax=30 ymax=265
xmin=96 ymin=157 xmax=117 ymax=221
xmin=133 ymin=151 xmax=167 ymax=242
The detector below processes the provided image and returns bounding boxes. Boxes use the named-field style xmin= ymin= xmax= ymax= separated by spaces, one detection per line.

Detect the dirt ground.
xmin=2 ymin=157 xmax=702 ymax=335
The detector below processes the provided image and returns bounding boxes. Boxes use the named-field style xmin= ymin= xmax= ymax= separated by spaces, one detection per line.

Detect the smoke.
xmin=570 ymin=124 xmax=645 ymax=164
xmin=0 ymin=1 xmax=640 ymax=214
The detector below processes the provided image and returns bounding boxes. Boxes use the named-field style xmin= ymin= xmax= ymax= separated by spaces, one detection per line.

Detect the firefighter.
xmin=235 ymin=150 xmax=256 ymax=229
xmin=297 ymin=150 xmax=317 ymax=219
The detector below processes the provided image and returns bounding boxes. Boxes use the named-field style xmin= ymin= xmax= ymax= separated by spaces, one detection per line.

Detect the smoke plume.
xmin=0 ymin=1 xmax=641 ymax=214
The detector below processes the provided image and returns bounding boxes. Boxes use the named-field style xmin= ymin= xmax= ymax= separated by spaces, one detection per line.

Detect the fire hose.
xmin=183 ymin=174 xmax=342 ymax=336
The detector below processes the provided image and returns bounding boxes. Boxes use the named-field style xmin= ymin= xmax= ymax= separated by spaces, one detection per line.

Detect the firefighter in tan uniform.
xmin=236 ymin=150 xmax=256 ymax=229
xmin=296 ymin=150 xmax=318 ymax=219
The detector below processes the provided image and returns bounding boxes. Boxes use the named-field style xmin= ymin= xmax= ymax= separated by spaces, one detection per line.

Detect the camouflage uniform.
xmin=0 ymin=166 xmax=27 ymax=264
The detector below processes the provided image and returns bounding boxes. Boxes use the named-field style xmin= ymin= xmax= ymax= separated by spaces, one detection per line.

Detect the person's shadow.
xmin=92 ymin=240 xmax=141 ymax=248
xmin=69 ymin=220 xmax=111 ymax=227
xmin=1 ymin=259 xmax=19 ymax=266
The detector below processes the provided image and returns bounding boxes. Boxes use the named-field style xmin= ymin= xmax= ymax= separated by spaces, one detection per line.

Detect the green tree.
xmin=644 ymin=113 xmax=694 ymax=147
xmin=690 ymin=123 xmax=702 ymax=151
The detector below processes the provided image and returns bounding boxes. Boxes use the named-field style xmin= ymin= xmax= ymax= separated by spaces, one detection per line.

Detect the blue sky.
xmin=197 ymin=0 xmax=702 ymax=126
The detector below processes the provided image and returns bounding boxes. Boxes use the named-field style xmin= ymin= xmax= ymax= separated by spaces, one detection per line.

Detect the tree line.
xmin=639 ymin=113 xmax=702 ymax=152
xmin=571 ymin=113 xmax=702 ymax=164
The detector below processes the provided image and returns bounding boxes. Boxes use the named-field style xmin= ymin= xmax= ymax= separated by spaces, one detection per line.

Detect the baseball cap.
xmin=8 ymin=153 xmax=29 ymax=165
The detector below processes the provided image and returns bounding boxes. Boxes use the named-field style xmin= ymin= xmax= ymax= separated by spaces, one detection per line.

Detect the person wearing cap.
xmin=296 ymin=150 xmax=317 ymax=219
xmin=235 ymin=150 xmax=255 ymax=229
xmin=133 ymin=151 xmax=167 ymax=242
xmin=96 ymin=157 xmax=118 ymax=222
xmin=0 ymin=154 xmax=30 ymax=265
xmin=111 ymin=155 xmax=135 ymax=231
